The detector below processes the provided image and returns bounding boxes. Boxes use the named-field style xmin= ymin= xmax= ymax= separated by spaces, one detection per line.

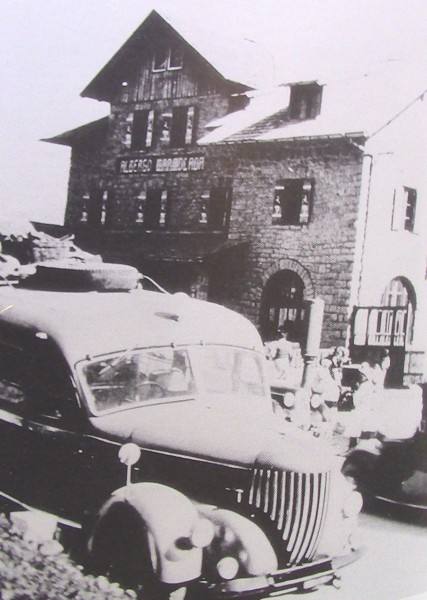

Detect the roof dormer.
xmin=288 ymin=82 xmax=323 ymax=120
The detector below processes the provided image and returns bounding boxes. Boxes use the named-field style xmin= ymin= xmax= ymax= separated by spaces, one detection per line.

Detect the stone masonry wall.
xmin=206 ymin=140 xmax=364 ymax=347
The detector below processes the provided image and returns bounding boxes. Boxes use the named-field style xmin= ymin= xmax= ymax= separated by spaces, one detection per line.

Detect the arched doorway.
xmin=351 ymin=277 xmax=416 ymax=386
xmin=259 ymin=270 xmax=306 ymax=342
xmin=381 ymin=277 xmax=415 ymax=341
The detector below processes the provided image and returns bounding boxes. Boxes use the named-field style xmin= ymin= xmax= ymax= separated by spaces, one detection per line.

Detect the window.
xmin=381 ymin=277 xmax=415 ymax=344
xmin=404 ymin=188 xmax=417 ymax=232
xmin=144 ymin=189 xmax=169 ymax=229
xmin=200 ymin=186 xmax=232 ymax=230
xmin=152 ymin=44 xmax=183 ymax=72
xmin=195 ymin=347 xmax=265 ymax=398
xmin=80 ymin=193 xmax=89 ymax=223
xmin=272 ymin=179 xmax=313 ymax=225
xmin=131 ymin=110 xmax=154 ymax=150
xmin=159 ymin=190 xmax=168 ymax=227
xmin=153 ymin=47 xmax=168 ymax=71
xmin=0 ymin=338 xmax=77 ymax=420
xmin=169 ymin=44 xmax=184 ymax=69
xmin=0 ymin=344 xmax=25 ymax=410
xmin=79 ymin=347 xmax=195 ymax=415
xmin=87 ymin=190 xmax=109 ymax=227
xmin=131 ymin=107 xmax=196 ymax=149
xmin=392 ymin=186 xmax=417 ymax=232
xmin=170 ymin=106 xmax=196 ymax=147
xmin=25 ymin=343 xmax=77 ymax=419
xmin=289 ymin=83 xmax=323 ymax=120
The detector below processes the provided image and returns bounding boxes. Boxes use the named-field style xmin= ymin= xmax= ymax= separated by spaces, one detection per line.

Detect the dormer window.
xmin=153 ymin=44 xmax=184 ymax=72
xmin=228 ymin=93 xmax=250 ymax=114
xmin=289 ymin=83 xmax=323 ymax=120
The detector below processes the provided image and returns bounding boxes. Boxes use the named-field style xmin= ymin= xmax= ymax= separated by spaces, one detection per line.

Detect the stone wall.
xmin=206 ymin=139 xmax=364 ymax=347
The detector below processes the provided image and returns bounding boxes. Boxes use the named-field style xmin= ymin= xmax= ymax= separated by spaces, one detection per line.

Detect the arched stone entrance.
xmin=259 ymin=269 xmax=307 ymax=342
xmin=259 ymin=259 xmax=315 ymax=342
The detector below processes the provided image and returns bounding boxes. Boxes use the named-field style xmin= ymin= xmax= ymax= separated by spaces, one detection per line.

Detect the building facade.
xmin=47 ymin=10 xmax=427 ymax=384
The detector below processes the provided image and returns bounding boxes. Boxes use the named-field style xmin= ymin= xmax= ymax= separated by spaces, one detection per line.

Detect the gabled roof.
xmin=198 ymin=60 xmax=427 ymax=146
xmin=81 ymin=10 xmax=265 ymax=102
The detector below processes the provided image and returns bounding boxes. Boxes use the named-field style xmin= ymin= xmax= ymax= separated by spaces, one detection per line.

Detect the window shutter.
xmin=199 ymin=191 xmax=209 ymax=224
xmin=412 ymin=194 xmax=420 ymax=234
xmin=299 ymin=180 xmax=312 ymax=224
xmin=100 ymin=191 xmax=108 ymax=226
xmin=146 ymin=110 xmax=154 ymax=147
xmin=136 ymin=191 xmax=146 ymax=224
xmin=404 ymin=188 xmax=417 ymax=233
xmin=125 ymin=113 xmax=134 ymax=148
xmin=159 ymin=190 xmax=168 ymax=227
xmin=272 ymin=185 xmax=284 ymax=223
xmin=185 ymin=106 xmax=195 ymax=144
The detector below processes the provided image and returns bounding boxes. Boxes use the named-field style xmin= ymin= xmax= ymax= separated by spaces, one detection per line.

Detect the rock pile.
xmin=0 ymin=514 xmax=137 ymax=600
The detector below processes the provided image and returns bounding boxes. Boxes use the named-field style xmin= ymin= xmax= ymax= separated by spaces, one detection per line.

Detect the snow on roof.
xmin=199 ymin=87 xmax=290 ymax=144
xmin=198 ymin=60 xmax=427 ymax=145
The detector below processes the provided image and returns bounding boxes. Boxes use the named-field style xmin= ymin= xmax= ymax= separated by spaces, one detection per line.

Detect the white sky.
xmin=1 ymin=0 xmax=426 ymax=224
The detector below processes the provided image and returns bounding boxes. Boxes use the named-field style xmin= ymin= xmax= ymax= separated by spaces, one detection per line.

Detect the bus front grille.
xmin=246 ymin=467 xmax=330 ymax=565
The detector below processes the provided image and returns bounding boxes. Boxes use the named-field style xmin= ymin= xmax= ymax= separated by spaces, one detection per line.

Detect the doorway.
xmin=259 ymin=270 xmax=306 ymax=342
xmin=350 ymin=277 xmax=416 ymax=386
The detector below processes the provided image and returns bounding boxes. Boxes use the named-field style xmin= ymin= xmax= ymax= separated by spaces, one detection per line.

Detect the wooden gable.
xmin=82 ymin=11 xmax=249 ymax=104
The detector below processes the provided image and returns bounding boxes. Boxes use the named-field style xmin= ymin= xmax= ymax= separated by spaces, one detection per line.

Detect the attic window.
xmin=169 ymin=44 xmax=184 ymax=69
xmin=289 ymin=83 xmax=323 ymax=120
xmin=153 ymin=44 xmax=183 ymax=72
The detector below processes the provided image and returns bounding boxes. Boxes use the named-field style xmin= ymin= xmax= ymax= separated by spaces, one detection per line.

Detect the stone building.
xmin=46 ymin=10 xmax=427 ymax=384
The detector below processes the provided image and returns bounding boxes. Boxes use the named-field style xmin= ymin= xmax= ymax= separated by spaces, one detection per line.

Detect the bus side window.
xmin=24 ymin=341 xmax=78 ymax=421
xmin=0 ymin=343 xmax=26 ymax=412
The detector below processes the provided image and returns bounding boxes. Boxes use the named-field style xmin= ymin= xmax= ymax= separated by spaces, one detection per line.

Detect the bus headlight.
xmin=217 ymin=556 xmax=240 ymax=580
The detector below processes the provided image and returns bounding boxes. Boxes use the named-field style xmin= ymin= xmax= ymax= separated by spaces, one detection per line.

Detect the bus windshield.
xmin=78 ymin=345 xmax=268 ymax=415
